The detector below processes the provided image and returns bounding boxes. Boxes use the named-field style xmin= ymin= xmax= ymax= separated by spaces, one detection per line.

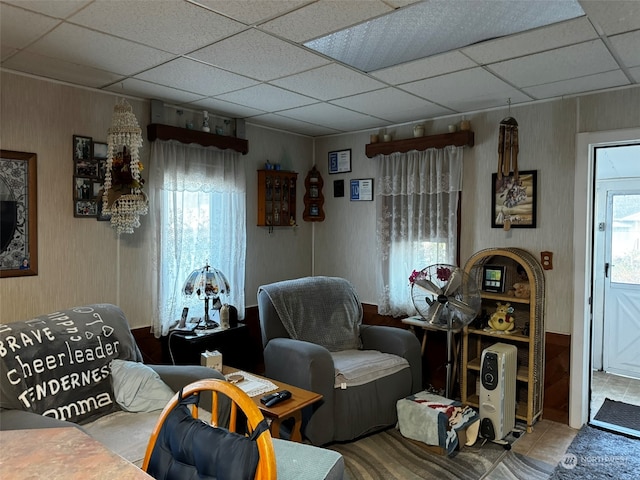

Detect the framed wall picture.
xmin=328 ymin=149 xmax=351 ymax=174
xmin=73 ymin=135 xmax=93 ymax=161
xmin=0 ymin=150 xmax=38 ymax=277
xmin=350 ymin=178 xmax=373 ymax=201
xmin=75 ymin=200 xmax=98 ymax=217
xmin=491 ymin=170 xmax=537 ymax=228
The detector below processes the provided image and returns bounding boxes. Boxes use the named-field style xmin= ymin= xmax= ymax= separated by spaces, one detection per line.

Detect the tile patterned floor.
xmin=590 ymin=370 xmax=640 ymax=420
xmin=511 ymin=419 xmax=578 ymax=466
xmin=510 ymin=372 xmax=640 ymax=466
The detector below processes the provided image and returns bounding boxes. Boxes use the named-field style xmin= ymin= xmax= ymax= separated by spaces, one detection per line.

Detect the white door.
xmin=602 ymin=188 xmax=640 ymax=379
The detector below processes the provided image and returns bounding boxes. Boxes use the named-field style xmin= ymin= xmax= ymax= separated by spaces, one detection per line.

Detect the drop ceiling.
xmin=1 ymin=0 xmax=639 ymax=137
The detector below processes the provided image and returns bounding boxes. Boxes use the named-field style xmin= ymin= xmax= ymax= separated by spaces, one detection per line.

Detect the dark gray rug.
xmin=549 ymin=425 xmax=640 ymax=480
xmin=593 ymin=398 xmax=640 ymax=431
xmin=329 ymin=427 xmax=527 ymax=480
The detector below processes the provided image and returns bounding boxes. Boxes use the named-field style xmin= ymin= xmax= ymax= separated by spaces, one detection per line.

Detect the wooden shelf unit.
xmin=461 ymin=248 xmax=545 ymax=433
xmin=302 ymin=166 xmax=325 ymax=222
xmin=365 ymin=130 xmax=474 ymax=158
xmin=257 ymin=170 xmax=298 ymax=228
xmin=147 ymin=123 xmax=248 ymax=155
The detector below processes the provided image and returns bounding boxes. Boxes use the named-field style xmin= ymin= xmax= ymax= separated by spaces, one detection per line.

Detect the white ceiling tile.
xmin=187 ymin=98 xmax=267 ymax=119
xmin=104 ymin=78 xmax=205 ymax=105
xmin=259 ymin=0 xmax=393 ymax=43
xmin=189 ymin=29 xmax=330 ymax=81
xmin=249 ymin=113 xmax=342 ymax=136
xmin=278 ymin=103 xmax=384 ymax=131
xmin=462 ymin=17 xmax=598 ymax=64
xmin=3 ymin=50 xmax=124 ymax=88
xmin=0 ymin=4 xmax=60 ymax=48
xmin=629 ymin=66 xmax=640 ymax=83
xmin=609 ymin=30 xmax=640 ymax=68
xmin=580 ymin=0 xmax=640 ymax=35
xmin=195 ymin=0 xmax=309 ymax=26
xmin=400 ymin=68 xmax=532 ymax=113
xmin=4 ymin=0 xmax=91 ymax=18
xmin=371 ymin=51 xmax=478 ymax=85
xmin=523 ymin=70 xmax=630 ymax=99
xmin=25 ymin=23 xmax=173 ymax=76
xmin=330 ymin=87 xmax=454 ymax=123
xmin=271 ymin=63 xmax=386 ymax=100
xmin=69 ymin=1 xmax=245 ymax=55
xmin=488 ymin=40 xmax=619 ymax=87
xmin=135 ymin=58 xmax=259 ymax=96
xmin=216 ymin=84 xmax=317 ymax=112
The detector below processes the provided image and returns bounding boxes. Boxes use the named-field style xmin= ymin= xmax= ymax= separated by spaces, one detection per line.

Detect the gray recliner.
xmin=258 ymin=276 xmax=422 ymax=446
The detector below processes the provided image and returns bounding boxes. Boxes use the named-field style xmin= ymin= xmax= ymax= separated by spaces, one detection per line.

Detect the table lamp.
xmin=182 ymin=264 xmax=230 ymax=329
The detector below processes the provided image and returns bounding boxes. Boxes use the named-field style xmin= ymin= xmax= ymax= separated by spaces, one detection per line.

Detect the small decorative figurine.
xmin=488 ymin=302 xmax=515 ymax=332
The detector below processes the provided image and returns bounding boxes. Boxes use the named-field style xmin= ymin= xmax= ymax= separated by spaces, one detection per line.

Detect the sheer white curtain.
xmin=149 ymin=140 xmax=246 ymax=337
xmin=376 ymin=146 xmax=463 ymax=316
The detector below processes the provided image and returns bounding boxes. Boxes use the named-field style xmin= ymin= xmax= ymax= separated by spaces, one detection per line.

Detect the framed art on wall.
xmin=491 ymin=170 xmax=537 ymax=228
xmin=0 ymin=150 xmax=38 ymax=277
xmin=328 ymin=149 xmax=351 ymax=174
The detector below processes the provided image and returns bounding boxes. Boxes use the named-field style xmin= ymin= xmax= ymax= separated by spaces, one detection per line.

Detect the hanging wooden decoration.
xmin=497 ymin=100 xmax=520 ymax=231
xmin=497 ymin=100 xmax=519 ymax=182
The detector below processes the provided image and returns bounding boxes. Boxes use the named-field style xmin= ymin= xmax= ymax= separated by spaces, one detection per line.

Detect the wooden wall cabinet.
xmin=461 ymin=248 xmax=545 ymax=432
xmin=303 ymin=166 xmax=325 ymax=222
xmin=257 ymin=170 xmax=297 ymax=228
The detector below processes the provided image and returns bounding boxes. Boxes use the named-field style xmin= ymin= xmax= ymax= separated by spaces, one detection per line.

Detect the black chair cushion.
xmin=147 ymin=395 xmax=268 ymax=480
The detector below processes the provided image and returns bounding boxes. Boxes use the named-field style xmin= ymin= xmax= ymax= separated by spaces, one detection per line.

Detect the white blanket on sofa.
xmin=331 ymin=350 xmax=409 ymax=388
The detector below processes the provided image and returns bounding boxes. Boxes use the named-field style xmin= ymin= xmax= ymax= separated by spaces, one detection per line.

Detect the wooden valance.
xmin=365 ymin=130 xmax=474 ymax=158
xmin=147 ymin=124 xmax=249 ymax=155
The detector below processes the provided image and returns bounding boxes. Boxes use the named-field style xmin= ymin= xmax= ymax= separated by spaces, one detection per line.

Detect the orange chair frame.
xmin=142 ymin=379 xmax=276 ymax=480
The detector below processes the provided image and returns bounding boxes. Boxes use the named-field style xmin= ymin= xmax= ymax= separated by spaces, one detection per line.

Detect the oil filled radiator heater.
xmin=479 ymin=343 xmax=518 ymax=441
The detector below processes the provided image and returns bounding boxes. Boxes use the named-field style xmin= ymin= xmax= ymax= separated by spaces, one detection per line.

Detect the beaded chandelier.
xmin=102 ymin=99 xmax=148 ymax=234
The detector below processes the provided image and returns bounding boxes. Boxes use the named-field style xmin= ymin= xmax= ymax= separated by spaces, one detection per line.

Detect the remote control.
xmin=260 ymin=392 xmax=280 ymax=405
xmin=263 ymin=390 xmax=292 ymax=407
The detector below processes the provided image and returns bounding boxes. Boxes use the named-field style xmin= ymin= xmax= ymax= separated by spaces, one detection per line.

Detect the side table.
xmin=162 ymin=324 xmax=251 ymax=369
xmin=222 ymin=366 xmax=322 ymax=443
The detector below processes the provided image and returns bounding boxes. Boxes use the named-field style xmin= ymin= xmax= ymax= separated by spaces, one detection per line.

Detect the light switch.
xmin=541 ymin=251 xmax=553 ymax=270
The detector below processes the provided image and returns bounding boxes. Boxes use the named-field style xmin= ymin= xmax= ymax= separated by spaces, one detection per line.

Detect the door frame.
xmin=571 ymin=127 xmax=640 ymax=429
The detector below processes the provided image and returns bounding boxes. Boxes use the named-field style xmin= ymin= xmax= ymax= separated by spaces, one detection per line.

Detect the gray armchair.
xmin=258 ymin=276 xmax=422 ymax=446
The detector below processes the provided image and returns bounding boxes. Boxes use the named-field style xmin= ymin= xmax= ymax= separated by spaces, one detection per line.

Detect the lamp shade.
xmin=183 ymin=265 xmax=230 ymax=303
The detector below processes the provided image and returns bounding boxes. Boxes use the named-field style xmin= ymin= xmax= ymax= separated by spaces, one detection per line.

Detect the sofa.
xmin=0 ymin=304 xmax=232 ymax=464
xmin=0 ymin=304 xmax=345 ymax=479
xmin=258 ymin=276 xmax=422 ymax=446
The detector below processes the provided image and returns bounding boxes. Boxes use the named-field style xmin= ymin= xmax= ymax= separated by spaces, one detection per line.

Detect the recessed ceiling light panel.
xmin=304 ymin=0 xmax=585 ymax=72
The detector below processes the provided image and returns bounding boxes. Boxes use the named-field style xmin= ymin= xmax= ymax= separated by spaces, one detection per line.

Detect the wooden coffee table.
xmin=223 ymin=366 xmax=322 ymax=442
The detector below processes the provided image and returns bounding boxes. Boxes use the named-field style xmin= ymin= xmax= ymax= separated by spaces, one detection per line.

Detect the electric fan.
xmin=410 ymin=264 xmax=482 ymax=398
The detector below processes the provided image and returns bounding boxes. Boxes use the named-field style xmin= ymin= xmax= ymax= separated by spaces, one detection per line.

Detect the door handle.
xmin=605 ymin=262 xmax=609 ymax=278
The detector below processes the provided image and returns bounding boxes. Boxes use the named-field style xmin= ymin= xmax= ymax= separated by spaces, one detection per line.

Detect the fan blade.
xmin=448 ymin=297 xmax=478 ymax=317
xmin=425 ymin=302 xmax=444 ymax=323
xmin=443 ymin=269 xmax=463 ymax=296
xmin=414 ymin=278 xmax=442 ymax=296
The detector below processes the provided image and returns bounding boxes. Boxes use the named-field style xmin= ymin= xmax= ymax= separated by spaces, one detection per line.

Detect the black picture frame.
xmin=482 ymin=265 xmax=506 ymax=293
xmin=491 ymin=170 xmax=537 ymax=228
xmin=328 ymin=149 xmax=351 ymax=174
xmin=75 ymin=200 xmax=98 ymax=217
xmin=0 ymin=150 xmax=38 ymax=277
xmin=93 ymin=142 xmax=107 ymax=160
xmin=73 ymin=135 xmax=93 ymax=162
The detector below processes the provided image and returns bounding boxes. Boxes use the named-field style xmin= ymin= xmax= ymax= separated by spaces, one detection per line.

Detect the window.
xmin=375 ymin=147 xmax=463 ymax=316
xmin=149 ymin=140 xmax=246 ymax=337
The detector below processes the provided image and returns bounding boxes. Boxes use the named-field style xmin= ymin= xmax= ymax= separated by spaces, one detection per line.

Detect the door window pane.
xmin=611 ymin=194 xmax=640 ymax=285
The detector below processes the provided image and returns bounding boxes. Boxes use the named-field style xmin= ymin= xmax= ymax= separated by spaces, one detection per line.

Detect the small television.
xmin=482 ymin=265 xmax=506 ymax=293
